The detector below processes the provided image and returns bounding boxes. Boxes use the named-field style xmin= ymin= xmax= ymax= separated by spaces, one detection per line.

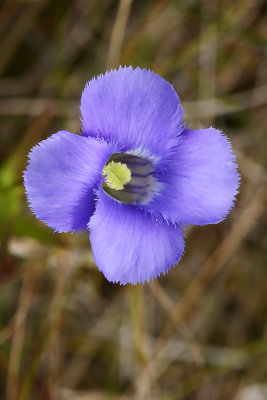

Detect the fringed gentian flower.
xmin=24 ymin=66 xmax=239 ymax=284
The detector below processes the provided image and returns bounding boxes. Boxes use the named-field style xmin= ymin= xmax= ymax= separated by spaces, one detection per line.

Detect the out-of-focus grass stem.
xmin=6 ymin=261 xmax=39 ymax=400
xmin=129 ymin=285 xmax=151 ymax=400
xmin=198 ymin=0 xmax=217 ymax=126
xmin=47 ymin=251 xmax=70 ymax=400
xmin=107 ymin=0 xmax=133 ymax=69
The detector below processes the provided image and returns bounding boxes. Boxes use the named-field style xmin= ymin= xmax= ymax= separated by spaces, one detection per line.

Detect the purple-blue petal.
xmin=89 ymin=189 xmax=185 ymax=285
xmin=145 ymin=128 xmax=240 ymax=225
xmin=80 ymin=66 xmax=184 ymax=159
xmin=24 ymin=131 xmax=115 ymax=233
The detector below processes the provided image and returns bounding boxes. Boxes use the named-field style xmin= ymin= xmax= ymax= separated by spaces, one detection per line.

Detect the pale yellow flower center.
xmin=103 ymin=161 xmax=131 ymax=190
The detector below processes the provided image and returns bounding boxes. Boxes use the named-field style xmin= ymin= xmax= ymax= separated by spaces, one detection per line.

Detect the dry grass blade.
xmin=149 ymin=281 xmax=204 ymax=365
xmin=107 ymin=0 xmax=133 ymax=69
xmin=2 ymin=84 xmax=267 ymax=119
xmin=60 ymin=290 xmax=125 ymax=389
xmin=166 ymin=179 xmax=266 ymax=333
xmin=6 ymin=262 xmax=39 ymax=400
xmin=129 ymin=285 xmax=151 ymax=399
xmin=183 ymin=84 xmax=267 ymax=119
xmin=135 ymin=176 xmax=266 ymax=385
xmin=47 ymin=252 xmax=71 ymax=400
xmin=0 ymin=2 xmax=47 ymax=77
xmin=158 ymin=0 xmax=262 ymax=74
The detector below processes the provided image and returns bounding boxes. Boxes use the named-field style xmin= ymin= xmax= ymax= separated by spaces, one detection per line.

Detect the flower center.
xmin=103 ymin=161 xmax=131 ymax=190
xmin=102 ymin=153 xmax=155 ymax=204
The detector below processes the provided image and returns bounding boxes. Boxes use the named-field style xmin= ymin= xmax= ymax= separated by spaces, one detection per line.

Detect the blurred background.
xmin=0 ymin=0 xmax=266 ymax=399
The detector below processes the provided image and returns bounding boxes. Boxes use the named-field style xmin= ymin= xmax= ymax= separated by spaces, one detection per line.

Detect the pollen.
xmin=103 ymin=161 xmax=131 ymax=190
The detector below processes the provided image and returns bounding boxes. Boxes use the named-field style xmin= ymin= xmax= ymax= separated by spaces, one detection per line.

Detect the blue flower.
xmin=24 ymin=66 xmax=239 ymax=284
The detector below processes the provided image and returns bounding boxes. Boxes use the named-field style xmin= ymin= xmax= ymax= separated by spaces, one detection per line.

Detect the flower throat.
xmin=102 ymin=153 xmax=155 ymax=204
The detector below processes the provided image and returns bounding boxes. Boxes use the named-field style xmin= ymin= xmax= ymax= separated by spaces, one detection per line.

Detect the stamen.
xmin=102 ymin=153 xmax=155 ymax=204
xmin=103 ymin=161 xmax=131 ymax=190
